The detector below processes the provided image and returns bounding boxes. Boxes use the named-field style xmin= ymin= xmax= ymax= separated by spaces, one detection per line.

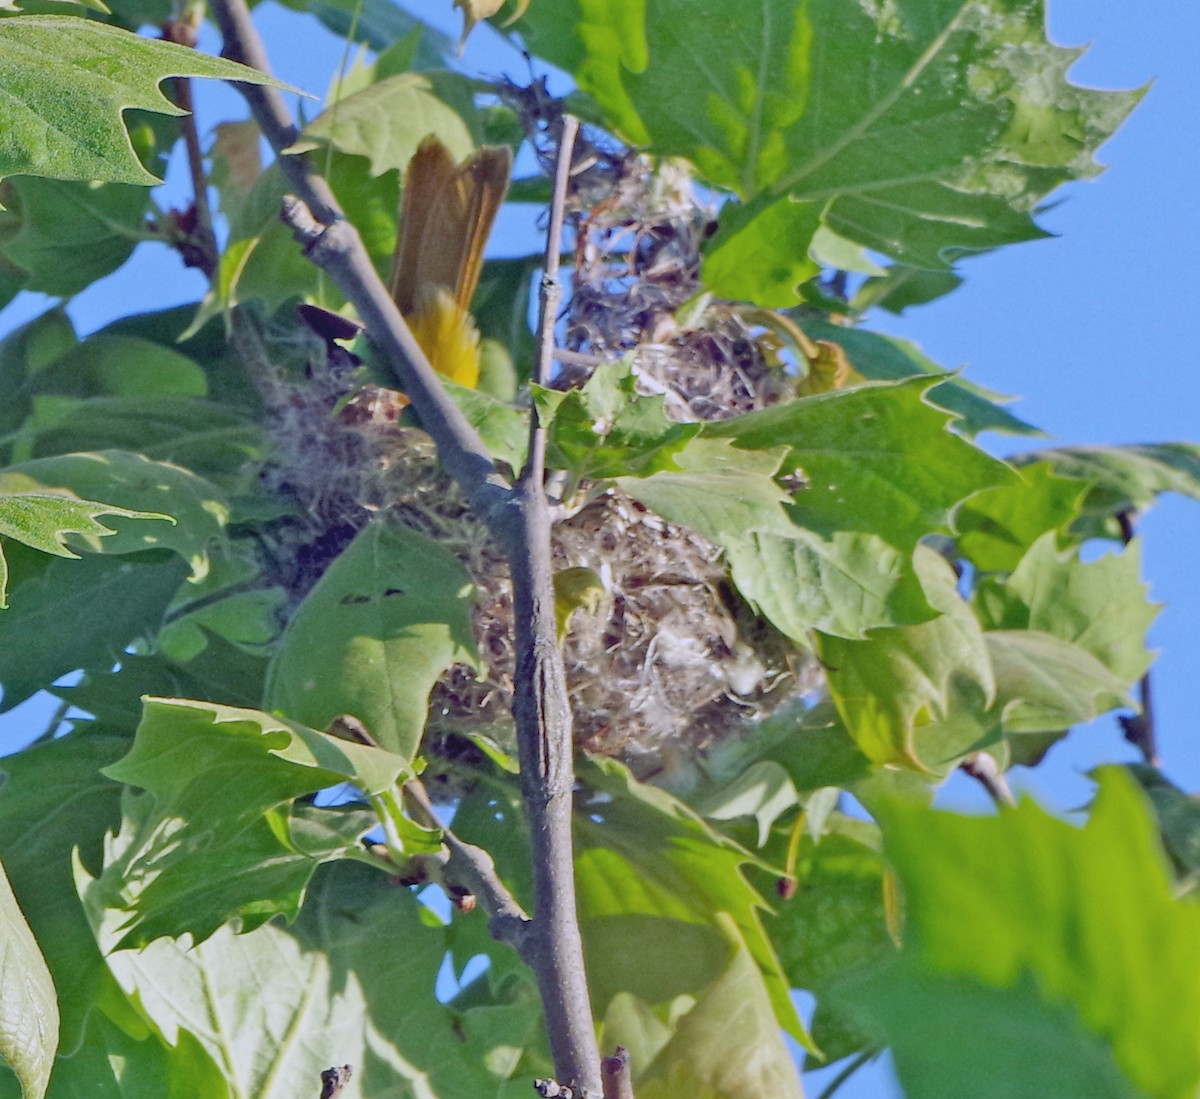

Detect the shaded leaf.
xmin=81 ymin=860 xmax=537 ymax=1099
xmin=29 ymin=334 xmax=207 ymax=400
xmin=818 ymin=547 xmax=994 ymax=770
xmin=0 ymin=551 xmax=188 ymax=711
xmin=0 ymin=16 xmax=296 ymax=184
xmin=6 ymin=451 xmax=227 ymax=581
xmin=277 ymin=0 xmax=453 ymax=61
xmin=266 ymin=521 xmax=478 ymax=760
xmin=1120 ymin=765 xmax=1200 ymax=892
xmin=0 ymin=856 xmax=57 ymax=1099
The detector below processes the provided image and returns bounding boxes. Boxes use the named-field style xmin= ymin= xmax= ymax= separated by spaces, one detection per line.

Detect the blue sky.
xmin=1 ymin=3 xmax=1196 ymax=1095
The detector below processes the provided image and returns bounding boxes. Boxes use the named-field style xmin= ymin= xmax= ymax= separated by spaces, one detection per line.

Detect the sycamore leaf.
xmin=0 ymin=17 xmax=299 ymax=185
xmin=292 ymin=72 xmax=475 ymax=177
xmin=817 ymin=546 xmax=994 ymax=771
xmin=845 ymin=770 xmax=1200 ymax=1098
xmin=89 ymin=698 xmax=411 ymax=948
xmin=705 ymin=376 xmax=1017 ymax=551
xmin=6 ymin=451 xmax=227 ymax=581
xmin=536 ymin=359 xmax=699 ymax=482
xmin=0 ymin=728 xmax=127 ymax=1052
xmin=633 ymin=916 xmax=804 ymax=1099
xmin=977 ymin=534 xmax=1158 ymax=687
xmin=1120 ymin=765 xmax=1200 ymax=892
xmin=575 ymin=757 xmax=812 ymax=1050
xmin=985 ymin=630 xmax=1131 ymax=734
xmin=0 ymin=473 xmax=167 ymax=608
xmin=79 ymin=860 xmax=539 ymax=1099
xmin=955 ymin=461 xmax=1087 ymax=572
xmin=0 ymin=551 xmax=188 ymax=711
xmin=722 ymin=527 xmax=933 ymax=641
xmin=515 ymin=0 xmax=1140 ymax=291
xmin=0 ymin=856 xmax=57 ymax=1099
xmin=266 ymin=521 xmax=478 ymax=760
xmin=1018 ymin=443 xmax=1200 ymax=536
xmin=796 ymin=319 xmax=1038 ymax=437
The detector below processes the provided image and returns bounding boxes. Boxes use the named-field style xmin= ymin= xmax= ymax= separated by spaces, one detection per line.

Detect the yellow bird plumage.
xmin=388 ymin=137 xmax=512 ymax=389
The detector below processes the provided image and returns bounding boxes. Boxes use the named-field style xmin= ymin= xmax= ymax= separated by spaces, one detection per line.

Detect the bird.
xmin=387 ymin=136 xmax=512 ymax=389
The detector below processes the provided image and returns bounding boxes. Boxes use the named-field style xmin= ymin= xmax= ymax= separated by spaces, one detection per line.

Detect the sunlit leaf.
xmin=0 ymin=17 xmax=298 ymax=184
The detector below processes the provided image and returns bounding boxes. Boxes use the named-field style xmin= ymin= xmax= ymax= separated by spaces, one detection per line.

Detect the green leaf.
xmin=0 ymin=728 xmax=127 ymax=1052
xmin=0 ymin=473 xmax=167 ymax=607
xmin=0 ymin=856 xmax=57 ymax=1099
xmin=443 ymin=377 xmax=529 ymax=472
xmin=985 ymin=629 xmax=1131 ymax=734
xmin=618 ymin=436 xmax=794 ymax=543
xmin=705 ymin=376 xmax=1018 ymax=550
xmin=277 ymin=0 xmax=454 ymax=60
xmin=797 ymin=319 xmax=1039 ymax=437
xmin=701 ymin=193 xmax=822 ymax=307
xmin=0 ymin=16 xmax=298 ymax=185
xmin=694 ymin=760 xmax=799 ymax=847
xmin=0 ymin=550 xmax=188 ymax=711
xmin=17 ymin=397 xmax=262 ymax=484
xmin=769 ymin=825 xmax=890 ymax=1064
xmin=721 ymin=526 xmax=934 ymax=641
xmin=266 ymin=520 xmax=478 ymax=760
xmin=817 ymin=546 xmax=994 ymax=770
xmin=978 ymin=534 xmax=1158 ymax=687
xmin=6 ymin=451 xmax=227 ymax=581
xmin=840 ymin=964 xmax=1139 ymax=1099
xmin=1018 ymin=442 xmax=1200 ymax=531
xmin=536 ymin=359 xmax=700 ymax=482
xmin=293 ymin=72 xmax=476 ymax=176
xmin=955 ymin=460 xmax=1087 ymax=572
xmin=29 ymin=334 xmax=208 ymax=399
xmin=0 ymin=176 xmax=149 ymax=297
xmin=1120 ymin=765 xmax=1200 ymax=892
xmin=79 ymin=860 xmax=539 ymax=1099
xmin=517 ymin=0 xmax=1140 ymax=268
xmin=90 ymin=697 xmax=408 ymax=947
xmin=633 ymin=916 xmax=804 ymax=1099
xmin=853 ymin=770 xmax=1200 ymax=1098
xmin=575 ymin=757 xmax=812 ymax=1050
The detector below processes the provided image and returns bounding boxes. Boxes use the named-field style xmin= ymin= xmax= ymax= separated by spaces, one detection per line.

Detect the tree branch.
xmin=207 ymin=7 xmax=600 ymax=1091
xmin=960 ymin=753 xmax=1016 ymax=809
xmin=1117 ymin=508 xmax=1162 ymax=768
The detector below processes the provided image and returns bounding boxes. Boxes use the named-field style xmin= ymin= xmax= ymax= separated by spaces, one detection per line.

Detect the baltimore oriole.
xmin=387 ymin=136 xmax=512 ymax=389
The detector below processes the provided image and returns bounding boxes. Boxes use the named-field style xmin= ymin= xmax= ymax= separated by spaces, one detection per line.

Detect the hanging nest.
xmin=254 ymin=111 xmax=821 ymax=782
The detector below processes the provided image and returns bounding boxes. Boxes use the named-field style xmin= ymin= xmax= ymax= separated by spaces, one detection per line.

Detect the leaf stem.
xmin=960 ymin=752 xmax=1016 ymax=808
xmin=1117 ymin=509 xmax=1161 ymax=768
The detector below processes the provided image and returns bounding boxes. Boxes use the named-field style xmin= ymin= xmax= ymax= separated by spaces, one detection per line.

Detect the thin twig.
xmin=960 ymin=753 xmax=1016 ymax=808
xmin=162 ymin=17 xmax=218 ymax=277
xmin=814 ymin=1050 xmax=875 ymax=1099
xmin=601 ymin=1048 xmax=634 ymax=1099
xmin=1116 ymin=508 xmax=1162 ymax=767
xmin=505 ymin=113 xmax=601 ymax=1097
xmin=403 ymin=776 xmax=533 ymax=958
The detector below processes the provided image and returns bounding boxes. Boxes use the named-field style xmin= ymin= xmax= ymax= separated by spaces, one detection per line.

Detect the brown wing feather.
xmin=389 ymin=137 xmax=512 ymax=316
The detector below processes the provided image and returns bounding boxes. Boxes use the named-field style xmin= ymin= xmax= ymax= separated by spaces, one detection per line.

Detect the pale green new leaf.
xmin=293 ymin=72 xmax=475 ymax=176
xmin=80 ymin=860 xmax=538 ymax=1099
xmin=852 ymin=770 xmax=1200 ymax=1098
xmin=0 ymin=17 xmax=297 ymax=185
xmin=266 ymin=520 xmax=478 ymax=759
xmin=575 ymin=758 xmax=812 ymax=1050
xmin=633 ymin=916 xmax=803 ymax=1099
xmin=6 ymin=451 xmax=226 ymax=581
xmin=0 ymin=856 xmax=57 ymax=1099
xmin=91 ymin=697 xmax=409 ymax=947
xmin=705 ymin=376 xmax=1017 ymax=550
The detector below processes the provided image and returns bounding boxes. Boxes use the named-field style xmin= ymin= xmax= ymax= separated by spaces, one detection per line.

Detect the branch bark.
xmin=207 ymin=7 xmax=601 ymax=1092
